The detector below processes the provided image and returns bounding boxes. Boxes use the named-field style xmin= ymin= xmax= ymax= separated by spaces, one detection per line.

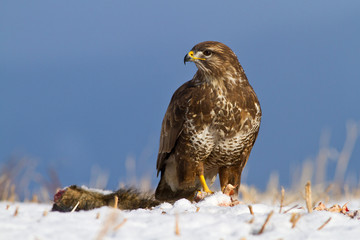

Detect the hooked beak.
xmin=184 ymin=52 xmax=191 ymax=64
xmin=184 ymin=50 xmax=205 ymax=65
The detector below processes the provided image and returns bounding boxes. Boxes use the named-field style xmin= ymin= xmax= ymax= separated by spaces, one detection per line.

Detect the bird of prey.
xmin=155 ymin=41 xmax=261 ymax=202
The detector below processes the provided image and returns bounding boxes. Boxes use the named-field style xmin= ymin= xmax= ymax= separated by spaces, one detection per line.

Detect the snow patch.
xmin=196 ymin=191 xmax=232 ymax=207
xmin=1 ymin=199 xmax=360 ymax=240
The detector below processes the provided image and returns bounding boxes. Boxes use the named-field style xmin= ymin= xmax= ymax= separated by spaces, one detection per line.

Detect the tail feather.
xmin=155 ymin=171 xmax=197 ymax=202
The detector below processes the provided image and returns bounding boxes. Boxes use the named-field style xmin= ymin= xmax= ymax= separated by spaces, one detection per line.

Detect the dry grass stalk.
xmin=265 ymin=172 xmax=280 ymax=204
xmin=257 ymin=211 xmax=274 ymax=234
xmin=31 ymin=194 xmax=38 ymax=203
xmin=248 ymin=205 xmax=254 ymax=215
xmin=14 ymin=206 xmax=19 ymax=216
xmin=334 ymin=121 xmax=358 ymax=196
xmin=239 ymin=185 xmax=258 ymax=203
xmin=248 ymin=216 xmax=255 ymax=224
xmin=279 ymin=186 xmax=285 ymax=213
xmin=317 ymin=217 xmax=332 ymax=230
xmin=324 ymin=184 xmax=332 ymax=195
xmin=113 ymin=218 xmax=127 ymax=231
xmin=96 ymin=212 xmax=101 ymax=219
xmin=290 ymin=213 xmax=301 ymax=228
xmin=71 ymin=201 xmax=80 ymax=213
xmin=43 ymin=210 xmax=48 ymax=217
xmin=248 ymin=205 xmax=255 ymax=224
xmin=314 ymin=184 xmax=332 ymax=204
xmin=196 ymin=207 xmax=200 ymax=212
xmin=283 ymin=204 xmax=299 ymax=214
xmin=0 ymin=157 xmax=62 ymax=203
xmin=6 ymin=204 xmax=10 ymax=210
xmin=9 ymin=184 xmax=16 ymax=202
xmin=305 ymin=181 xmax=313 ymax=213
xmin=248 ymin=217 xmax=255 ymax=224
xmin=289 ymin=213 xmax=296 ymax=222
xmin=114 ymin=196 xmax=119 ymax=209
xmin=96 ymin=211 xmax=119 ymax=240
xmin=1 ymin=178 xmax=11 ymax=201
xmin=175 ymin=213 xmax=180 ymax=236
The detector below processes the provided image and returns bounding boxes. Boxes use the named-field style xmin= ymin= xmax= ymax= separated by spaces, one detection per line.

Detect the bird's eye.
xmin=203 ymin=50 xmax=212 ymax=56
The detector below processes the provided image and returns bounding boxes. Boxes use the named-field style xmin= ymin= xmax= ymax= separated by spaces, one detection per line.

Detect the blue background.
xmin=1 ymin=1 xmax=359 ymax=191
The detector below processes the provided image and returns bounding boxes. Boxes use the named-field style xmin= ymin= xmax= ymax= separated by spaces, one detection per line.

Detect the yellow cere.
xmin=189 ymin=51 xmax=206 ymax=61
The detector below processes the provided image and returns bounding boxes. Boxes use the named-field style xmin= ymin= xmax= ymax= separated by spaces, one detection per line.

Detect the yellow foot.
xmin=194 ymin=190 xmax=212 ymax=202
xmin=199 ymin=175 xmax=213 ymax=194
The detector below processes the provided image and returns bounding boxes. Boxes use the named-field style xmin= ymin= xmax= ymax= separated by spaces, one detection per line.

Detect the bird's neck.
xmin=193 ymin=68 xmax=249 ymax=89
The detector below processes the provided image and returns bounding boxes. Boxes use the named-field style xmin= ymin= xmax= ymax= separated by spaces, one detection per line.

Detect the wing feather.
xmin=156 ymin=81 xmax=195 ymax=175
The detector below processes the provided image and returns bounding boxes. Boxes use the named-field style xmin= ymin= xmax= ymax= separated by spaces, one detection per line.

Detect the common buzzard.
xmin=155 ymin=41 xmax=261 ymax=201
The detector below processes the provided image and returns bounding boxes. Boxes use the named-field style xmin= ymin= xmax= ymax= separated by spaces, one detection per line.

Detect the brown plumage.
xmin=155 ymin=41 xmax=261 ymax=201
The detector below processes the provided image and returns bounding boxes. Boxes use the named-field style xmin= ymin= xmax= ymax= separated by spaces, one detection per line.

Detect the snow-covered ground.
xmin=1 ymin=192 xmax=360 ymax=240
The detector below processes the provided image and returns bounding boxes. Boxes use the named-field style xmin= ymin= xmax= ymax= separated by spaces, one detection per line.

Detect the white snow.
xmin=1 ymin=192 xmax=360 ymax=240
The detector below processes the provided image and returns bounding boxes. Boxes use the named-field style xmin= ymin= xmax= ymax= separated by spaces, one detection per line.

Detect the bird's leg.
xmin=196 ymin=162 xmax=213 ymax=194
xmin=219 ymin=164 xmax=242 ymax=200
xmin=199 ymin=175 xmax=213 ymax=194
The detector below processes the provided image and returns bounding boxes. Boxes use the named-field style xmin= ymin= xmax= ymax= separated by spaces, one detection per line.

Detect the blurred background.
xmin=1 ymin=1 xmax=360 ymax=200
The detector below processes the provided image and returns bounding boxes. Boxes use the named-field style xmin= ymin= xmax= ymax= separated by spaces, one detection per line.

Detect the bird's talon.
xmin=194 ymin=189 xmax=213 ymax=202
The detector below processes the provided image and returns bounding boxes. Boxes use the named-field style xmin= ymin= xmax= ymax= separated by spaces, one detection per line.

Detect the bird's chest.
xmin=181 ymin=86 xmax=259 ymax=164
xmin=181 ymin=124 xmax=250 ymax=166
xmin=182 ymin=93 xmax=239 ymax=149
xmin=208 ymin=132 xmax=252 ymax=165
xmin=185 ymin=90 xmax=241 ymax=136
xmin=211 ymin=93 xmax=241 ymax=135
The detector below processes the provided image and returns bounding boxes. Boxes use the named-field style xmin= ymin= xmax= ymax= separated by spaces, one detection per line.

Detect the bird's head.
xmin=184 ymin=41 xmax=245 ymax=81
